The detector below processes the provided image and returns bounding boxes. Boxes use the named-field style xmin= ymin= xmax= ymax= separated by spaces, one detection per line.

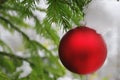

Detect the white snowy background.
xmin=0 ymin=0 xmax=120 ymax=80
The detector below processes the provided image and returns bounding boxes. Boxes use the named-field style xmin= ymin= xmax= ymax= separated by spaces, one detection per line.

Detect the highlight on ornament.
xmin=58 ymin=26 xmax=107 ymax=75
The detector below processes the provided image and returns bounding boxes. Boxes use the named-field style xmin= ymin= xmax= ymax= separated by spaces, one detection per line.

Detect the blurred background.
xmin=0 ymin=0 xmax=120 ymax=80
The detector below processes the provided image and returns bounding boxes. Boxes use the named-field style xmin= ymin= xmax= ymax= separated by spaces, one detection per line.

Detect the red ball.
xmin=58 ymin=26 xmax=107 ymax=75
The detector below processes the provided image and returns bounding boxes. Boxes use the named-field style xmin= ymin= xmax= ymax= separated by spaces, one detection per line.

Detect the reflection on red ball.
xmin=58 ymin=26 xmax=107 ymax=75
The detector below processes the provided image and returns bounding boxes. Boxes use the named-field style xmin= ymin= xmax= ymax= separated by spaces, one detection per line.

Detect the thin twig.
xmin=36 ymin=7 xmax=46 ymax=12
xmin=0 ymin=51 xmax=34 ymax=65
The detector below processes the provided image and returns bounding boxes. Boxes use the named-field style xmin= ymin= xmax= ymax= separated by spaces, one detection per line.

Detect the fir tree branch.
xmin=0 ymin=51 xmax=33 ymax=65
xmin=0 ymin=15 xmax=30 ymax=40
xmin=0 ymin=15 xmax=55 ymax=58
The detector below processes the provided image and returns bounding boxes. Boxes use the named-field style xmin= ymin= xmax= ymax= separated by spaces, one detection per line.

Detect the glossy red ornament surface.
xmin=58 ymin=26 xmax=107 ymax=75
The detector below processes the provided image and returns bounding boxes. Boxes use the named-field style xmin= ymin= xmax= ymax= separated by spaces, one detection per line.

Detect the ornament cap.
xmin=80 ymin=20 xmax=87 ymax=26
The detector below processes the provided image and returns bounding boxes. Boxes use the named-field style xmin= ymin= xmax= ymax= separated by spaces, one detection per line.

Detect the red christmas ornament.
xmin=58 ymin=26 xmax=107 ymax=75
